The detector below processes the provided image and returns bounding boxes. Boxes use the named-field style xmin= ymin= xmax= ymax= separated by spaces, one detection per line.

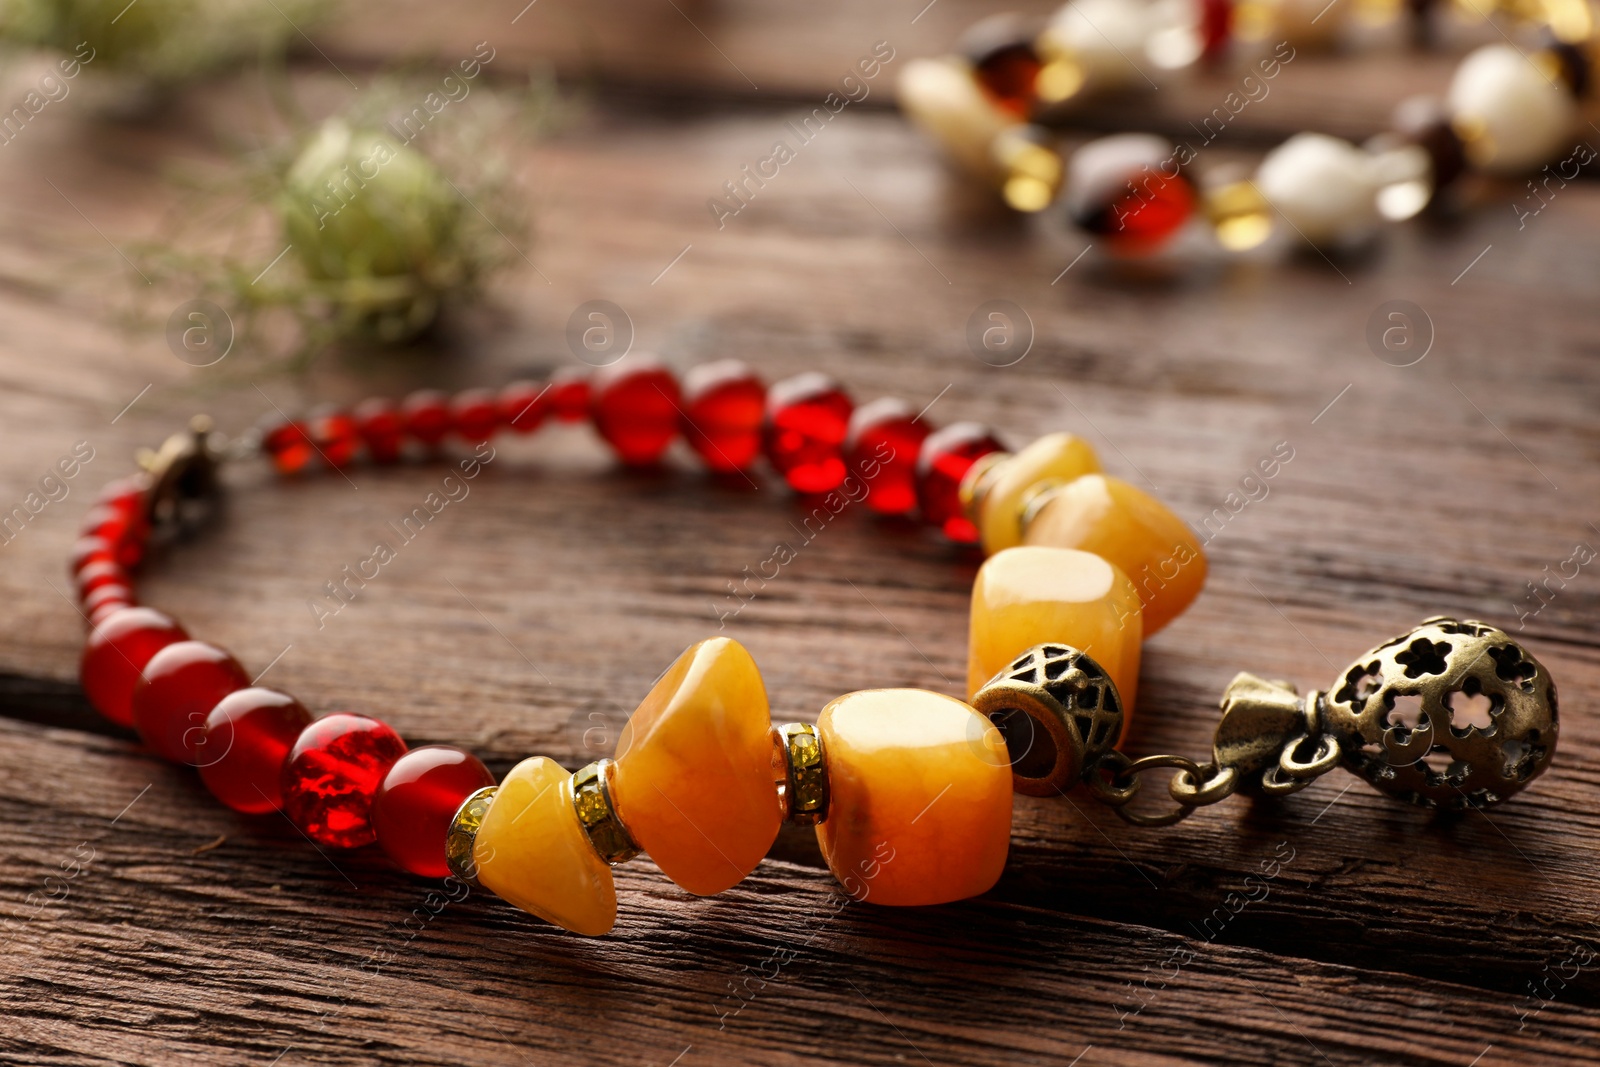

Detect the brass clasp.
xmin=1206 ymin=673 xmax=1341 ymax=798
xmin=136 ymin=415 xmax=224 ymax=535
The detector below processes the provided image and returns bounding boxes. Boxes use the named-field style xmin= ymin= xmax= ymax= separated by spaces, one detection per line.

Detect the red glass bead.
xmin=87 ymin=596 xmax=136 ymax=630
xmin=451 ymin=388 xmax=500 ymax=444
xmin=548 ymin=368 xmax=592 ymax=423
xmin=96 ymin=475 xmax=148 ymax=517
xmin=70 ymin=535 xmax=116 ymax=577
xmin=82 ymin=583 xmax=134 ymax=625
xmin=198 ymin=688 xmax=314 ymax=814
xmin=764 ymin=373 xmax=853 ymax=494
xmin=401 ymin=389 xmax=452 ymax=447
xmin=846 ymin=398 xmax=931 ymax=515
xmin=131 ymin=640 xmax=251 ymax=764
xmin=371 ymin=746 xmax=496 ymax=877
xmin=263 ymin=420 xmax=316 ymax=475
xmin=80 ymin=607 xmax=188 ymax=728
xmin=310 ymin=410 xmax=361 ymax=468
xmin=680 ymin=360 xmax=766 ymax=473
xmin=961 ymin=15 xmax=1043 ymax=119
xmin=498 ymin=379 xmax=549 ymax=434
xmin=354 ymin=397 xmax=405 ymax=464
xmin=590 ymin=357 xmax=681 ymax=466
xmin=917 ymin=422 xmax=1006 ymax=543
xmin=80 ymin=503 xmax=147 ymax=569
xmin=75 ymin=559 xmax=128 ymax=603
xmin=1200 ymin=0 xmax=1233 ymax=62
xmin=1065 ymin=135 xmax=1196 ymax=255
xmin=281 ymin=713 xmax=408 ymax=849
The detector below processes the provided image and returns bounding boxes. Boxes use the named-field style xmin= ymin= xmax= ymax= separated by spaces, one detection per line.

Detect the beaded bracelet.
xmin=70 ymin=358 xmax=1559 ymax=936
xmin=899 ymin=0 xmax=1595 ymax=250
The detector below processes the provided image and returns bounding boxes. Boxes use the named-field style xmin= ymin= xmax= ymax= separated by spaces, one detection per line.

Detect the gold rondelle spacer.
xmin=445 ymin=785 xmax=497 ymax=887
xmin=958 ymin=451 xmax=1012 ymax=527
xmin=777 ymin=722 xmax=829 ymax=824
xmin=571 ymin=759 xmax=641 ymax=865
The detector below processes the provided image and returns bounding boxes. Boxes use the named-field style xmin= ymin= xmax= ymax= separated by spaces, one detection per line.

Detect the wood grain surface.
xmin=2 ymin=3 xmax=1600 ymax=1065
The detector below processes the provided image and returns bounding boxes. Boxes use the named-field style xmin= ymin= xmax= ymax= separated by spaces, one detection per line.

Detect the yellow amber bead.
xmin=1021 ymin=474 xmax=1206 ymax=635
xmin=975 ymin=432 xmax=1102 ymax=554
xmin=610 ymin=637 xmax=781 ymax=897
xmin=967 ymin=546 xmax=1143 ymax=729
xmin=473 ymin=756 xmax=617 ymax=937
xmin=815 ymin=689 xmax=1012 ymax=906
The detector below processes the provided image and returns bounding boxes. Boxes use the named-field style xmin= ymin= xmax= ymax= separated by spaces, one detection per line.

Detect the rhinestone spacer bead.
xmin=777 ymin=722 xmax=829 ymax=824
xmin=445 ymin=786 xmax=498 ymax=886
xmin=571 ymin=760 xmax=641 ymax=864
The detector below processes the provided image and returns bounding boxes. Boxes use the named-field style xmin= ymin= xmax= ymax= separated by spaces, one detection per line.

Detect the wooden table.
xmin=3 ymin=2 xmax=1599 ymax=1063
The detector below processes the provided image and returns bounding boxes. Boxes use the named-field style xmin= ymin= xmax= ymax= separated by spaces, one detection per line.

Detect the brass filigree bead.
xmin=571 ymin=760 xmax=641 ymax=865
xmin=1320 ymin=617 xmax=1558 ymax=810
xmin=445 ymin=785 xmax=497 ymax=886
xmin=777 ymin=722 xmax=829 ymax=824
xmin=971 ymin=643 xmax=1124 ymax=795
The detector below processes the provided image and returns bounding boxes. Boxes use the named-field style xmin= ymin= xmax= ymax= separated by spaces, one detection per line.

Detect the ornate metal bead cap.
xmin=445 ymin=785 xmax=497 ymax=886
xmin=1320 ymin=617 xmax=1558 ymax=810
xmin=972 ymin=643 xmax=1124 ymax=796
xmin=777 ymin=722 xmax=829 ymax=824
xmin=571 ymin=760 xmax=641 ymax=864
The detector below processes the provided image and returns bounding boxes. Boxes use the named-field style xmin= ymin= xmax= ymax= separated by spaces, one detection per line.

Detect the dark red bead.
xmin=1199 ymin=0 xmax=1233 ymax=63
xmin=80 ymin=503 xmax=147 ymax=569
xmin=961 ymin=14 xmax=1043 ymax=119
xmin=917 ymin=422 xmax=1006 ymax=543
xmin=69 ymin=535 xmax=116 ymax=577
xmin=281 ymin=713 xmax=408 ymax=849
xmin=372 ymin=746 xmax=496 ymax=877
xmin=310 ymin=410 xmax=361 ymax=468
xmin=81 ymin=607 xmax=187 ymax=728
xmin=263 ymin=420 xmax=315 ymax=475
xmin=75 ymin=559 xmax=128 ymax=603
xmin=846 ymin=398 xmax=931 ymax=515
xmin=1066 ymin=136 xmax=1196 ymax=255
xmin=81 ymin=582 xmax=134 ymax=624
xmin=354 ymin=397 xmax=405 ymax=464
xmin=764 ymin=373 xmax=853 ymax=494
xmin=198 ymin=688 xmax=314 ymax=814
xmin=548 ymin=368 xmax=592 ymax=423
xmin=401 ymin=389 xmax=452 ymax=447
xmin=131 ymin=640 xmax=251 ymax=764
xmin=95 ymin=476 xmax=148 ymax=517
xmin=451 ymin=388 xmax=500 ymax=443
xmin=87 ymin=596 xmax=136 ymax=630
xmin=681 ymin=360 xmax=766 ymax=473
xmin=590 ymin=357 xmax=681 ymax=466
xmin=498 ymin=380 xmax=549 ymax=434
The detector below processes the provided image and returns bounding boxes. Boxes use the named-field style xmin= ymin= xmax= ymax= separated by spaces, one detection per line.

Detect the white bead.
xmin=1448 ymin=45 xmax=1577 ymax=175
xmin=1255 ymin=133 xmax=1379 ymax=244
xmin=1042 ymin=0 xmax=1153 ymax=92
xmin=897 ymin=57 xmax=1014 ymax=178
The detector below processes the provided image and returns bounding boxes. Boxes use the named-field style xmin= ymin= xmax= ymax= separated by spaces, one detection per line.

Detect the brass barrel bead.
xmin=972 ymin=643 xmax=1125 ymax=796
xmin=571 ymin=760 xmax=641 ymax=864
xmin=445 ymin=785 xmax=497 ymax=886
xmin=777 ymin=722 xmax=829 ymax=824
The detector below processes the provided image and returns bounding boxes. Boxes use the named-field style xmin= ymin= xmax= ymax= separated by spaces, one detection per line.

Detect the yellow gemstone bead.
xmin=967 ymin=546 xmax=1143 ymax=730
xmin=1021 ymin=474 xmax=1206 ymax=635
xmin=610 ymin=637 xmax=781 ymax=897
xmin=473 ymin=756 xmax=617 ymax=937
xmin=815 ymin=689 xmax=1012 ymax=906
xmin=975 ymin=432 xmax=1102 ymax=554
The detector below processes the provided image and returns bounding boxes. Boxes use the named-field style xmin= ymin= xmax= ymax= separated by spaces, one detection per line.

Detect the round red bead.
xmin=80 ymin=607 xmax=188 ymax=728
xmin=198 ymin=688 xmax=314 ymax=814
xmin=75 ymin=559 xmax=128 ymax=603
xmin=371 ymin=746 xmax=496 ymax=877
xmin=451 ymin=388 xmax=500 ymax=443
xmin=498 ymin=380 xmax=549 ymax=434
xmin=680 ymin=360 xmax=766 ymax=473
xmin=96 ymin=476 xmax=148 ymax=516
xmin=591 ymin=357 xmax=681 ymax=466
xmin=1200 ymin=0 xmax=1233 ymax=62
xmin=548 ymin=369 xmax=592 ymax=423
xmin=263 ymin=420 xmax=315 ymax=475
xmin=131 ymin=640 xmax=251 ymax=764
xmin=281 ymin=713 xmax=408 ymax=849
xmin=310 ymin=410 xmax=361 ymax=468
xmin=764 ymin=373 xmax=853 ymax=494
xmin=401 ymin=389 xmax=452 ymax=447
xmin=80 ymin=503 xmax=147 ymax=569
xmin=69 ymin=534 xmax=116 ymax=577
xmin=846 ymin=398 xmax=931 ymax=515
xmin=87 ymin=596 xmax=136 ymax=630
xmin=82 ymin=583 xmax=134 ymax=624
xmin=917 ymin=422 xmax=1006 ymax=543
xmin=354 ymin=397 xmax=405 ymax=464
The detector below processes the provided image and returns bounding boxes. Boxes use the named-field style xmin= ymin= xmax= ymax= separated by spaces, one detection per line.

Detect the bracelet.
xmin=898 ymin=0 xmax=1594 ymax=248
xmin=69 ymin=357 xmax=1558 ymax=937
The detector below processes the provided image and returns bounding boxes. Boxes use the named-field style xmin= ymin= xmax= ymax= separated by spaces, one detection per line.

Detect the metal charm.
xmin=981 ymin=617 xmax=1558 ymax=826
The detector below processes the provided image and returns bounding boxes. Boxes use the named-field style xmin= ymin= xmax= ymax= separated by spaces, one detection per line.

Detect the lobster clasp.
xmin=1208 ymin=672 xmax=1341 ymax=797
xmin=137 ymin=415 xmax=224 ymax=535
